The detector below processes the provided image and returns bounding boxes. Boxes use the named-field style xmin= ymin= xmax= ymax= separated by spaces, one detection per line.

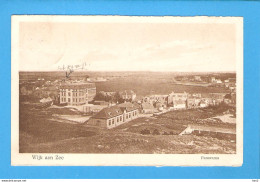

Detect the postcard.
xmin=11 ymin=15 xmax=243 ymax=166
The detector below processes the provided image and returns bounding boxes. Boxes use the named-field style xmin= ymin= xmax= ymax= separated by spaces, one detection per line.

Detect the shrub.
xmin=140 ymin=129 xmax=150 ymax=135
xmin=152 ymin=129 xmax=160 ymax=135
xmin=162 ymin=131 xmax=168 ymax=135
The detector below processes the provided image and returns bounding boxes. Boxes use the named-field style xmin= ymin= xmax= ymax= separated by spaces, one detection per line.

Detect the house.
xmin=172 ymin=100 xmax=186 ymax=110
xmin=187 ymin=98 xmax=201 ymax=109
xmin=141 ymin=102 xmax=157 ymax=114
xmin=194 ymin=76 xmax=202 ymax=81
xmin=119 ymin=90 xmax=136 ymax=101
xmin=167 ymin=92 xmax=188 ymax=106
xmin=210 ymin=93 xmax=226 ymax=105
xmin=223 ymin=94 xmax=232 ymax=104
xmin=143 ymin=95 xmax=168 ymax=105
xmin=59 ymin=82 xmax=96 ymax=106
xmin=87 ymin=102 xmax=139 ymax=129
xmin=216 ymin=79 xmax=222 ymax=84
xmin=199 ymin=100 xmax=207 ymax=108
xmin=99 ymin=91 xmax=116 ymax=97
xmin=211 ymin=77 xmax=216 ymax=83
xmin=40 ymin=97 xmax=53 ymax=103
xmin=155 ymin=101 xmax=167 ymax=111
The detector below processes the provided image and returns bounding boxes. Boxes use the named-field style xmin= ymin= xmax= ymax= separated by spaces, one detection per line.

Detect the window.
xmin=112 ymin=119 xmax=114 ymax=124
xmin=68 ymin=98 xmax=70 ymax=102
xmin=68 ymin=92 xmax=70 ymax=96
xmin=117 ymin=117 xmax=119 ymax=122
xmin=108 ymin=120 xmax=111 ymax=126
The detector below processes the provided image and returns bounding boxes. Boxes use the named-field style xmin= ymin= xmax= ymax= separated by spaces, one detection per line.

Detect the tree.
xmin=94 ymin=92 xmax=106 ymax=101
xmin=113 ymin=91 xmax=124 ymax=103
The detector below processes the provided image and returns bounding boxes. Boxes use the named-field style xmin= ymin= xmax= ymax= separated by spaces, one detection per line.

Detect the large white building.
xmin=59 ymin=83 xmax=96 ymax=106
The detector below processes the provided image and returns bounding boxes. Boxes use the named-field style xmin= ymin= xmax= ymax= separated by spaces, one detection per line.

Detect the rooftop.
xmin=92 ymin=106 xmax=123 ymax=119
xmin=93 ymin=102 xmax=138 ymax=119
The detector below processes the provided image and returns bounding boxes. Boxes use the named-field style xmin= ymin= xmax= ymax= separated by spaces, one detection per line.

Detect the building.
xmin=140 ymin=102 xmax=157 ymax=114
xmin=199 ymin=100 xmax=207 ymax=108
xmin=187 ymin=97 xmax=201 ymax=109
xmin=167 ymin=92 xmax=188 ymax=106
xmin=155 ymin=101 xmax=167 ymax=111
xmin=59 ymin=83 xmax=96 ymax=106
xmin=210 ymin=93 xmax=226 ymax=105
xmin=87 ymin=102 xmax=139 ymax=129
xmin=119 ymin=90 xmax=136 ymax=101
xmin=172 ymin=100 xmax=186 ymax=110
xmin=194 ymin=76 xmax=202 ymax=81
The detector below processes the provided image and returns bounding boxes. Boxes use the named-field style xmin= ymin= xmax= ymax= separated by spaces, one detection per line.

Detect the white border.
xmin=11 ymin=15 xmax=243 ymax=166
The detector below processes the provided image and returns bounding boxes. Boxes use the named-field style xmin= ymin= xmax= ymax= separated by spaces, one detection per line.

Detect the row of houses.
xmin=140 ymin=91 xmax=235 ymax=113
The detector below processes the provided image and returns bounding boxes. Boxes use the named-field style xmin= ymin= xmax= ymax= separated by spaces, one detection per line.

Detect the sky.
xmin=19 ymin=20 xmax=237 ymax=72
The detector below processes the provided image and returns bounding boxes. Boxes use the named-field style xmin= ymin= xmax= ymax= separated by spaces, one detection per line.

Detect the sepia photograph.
xmin=11 ymin=15 xmax=243 ymax=166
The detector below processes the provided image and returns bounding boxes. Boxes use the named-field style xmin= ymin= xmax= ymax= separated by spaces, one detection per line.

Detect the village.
xmin=19 ymin=72 xmax=237 ymax=154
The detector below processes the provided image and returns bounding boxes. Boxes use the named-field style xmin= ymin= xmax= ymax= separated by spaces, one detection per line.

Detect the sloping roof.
xmin=117 ymin=102 xmax=139 ymax=112
xmin=92 ymin=106 xmax=123 ymax=119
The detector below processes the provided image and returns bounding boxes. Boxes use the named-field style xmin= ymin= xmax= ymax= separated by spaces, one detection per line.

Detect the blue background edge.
xmin=0 ymin=0 xmax=259 ymax=179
